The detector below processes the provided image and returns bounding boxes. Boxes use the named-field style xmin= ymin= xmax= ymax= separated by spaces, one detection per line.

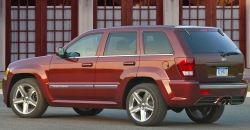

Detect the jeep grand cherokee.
xmin=2 ymin=26 xmax=248 ymax=126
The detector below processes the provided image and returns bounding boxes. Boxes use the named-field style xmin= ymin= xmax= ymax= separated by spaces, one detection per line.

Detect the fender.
xmin=114 ymin=66 xmax=138 ymax=106
xmin=116 ymin=66 xmax=173 ymax=107
xmin=7 ymin=56 xmax=54 ymax=105
xmin=137 ymin=66 xmax=173 ymax=104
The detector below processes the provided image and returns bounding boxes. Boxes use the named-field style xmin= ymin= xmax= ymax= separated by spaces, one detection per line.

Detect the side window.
xmin=104 ymin=32 xmax=137 ymax=56
xmin=143 ymin=32 xmax=173 ymax=54
xmin=66 ymin=33 xmax=102 ymax=57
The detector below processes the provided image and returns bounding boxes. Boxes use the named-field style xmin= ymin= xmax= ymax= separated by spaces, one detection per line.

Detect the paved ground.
xmin=0 ymin=95 xmax=250 ymax=130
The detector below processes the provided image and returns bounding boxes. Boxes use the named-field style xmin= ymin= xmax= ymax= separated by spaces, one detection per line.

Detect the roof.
xmin=85 ymin=25 xmax=219 ymax=34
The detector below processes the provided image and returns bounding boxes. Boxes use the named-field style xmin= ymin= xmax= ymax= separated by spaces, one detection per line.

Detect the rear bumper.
xmin=200 ymin=83 xmax=247 ymax=89
xmin=160 ymin=80 xmax=248 ymax=107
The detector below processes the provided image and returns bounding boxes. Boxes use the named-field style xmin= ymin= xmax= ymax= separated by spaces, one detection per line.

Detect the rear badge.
xmin=221 ymin=57 xmax=227 ymax=61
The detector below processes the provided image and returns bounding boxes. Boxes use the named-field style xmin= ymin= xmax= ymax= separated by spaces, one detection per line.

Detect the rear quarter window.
xmin=143 ymin=32 xmax=173 ymax=54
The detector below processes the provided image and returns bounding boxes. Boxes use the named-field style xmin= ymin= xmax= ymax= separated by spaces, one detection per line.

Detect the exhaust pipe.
xmin=214 ymin=97 xmax=231 ymax=105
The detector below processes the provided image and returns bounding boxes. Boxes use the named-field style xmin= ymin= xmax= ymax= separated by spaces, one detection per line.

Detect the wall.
xmin=163 ymin=0 xmax=179 ymax=25
xmin=78 ymin=0 xmax=93 ymax=34
xmin=0 ymin=0 xmax=5 ymax=71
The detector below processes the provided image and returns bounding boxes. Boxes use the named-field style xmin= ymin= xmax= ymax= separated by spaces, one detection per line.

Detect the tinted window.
xmin=66 ymin=33 xmax=102 ymax=57
xmin=180 ymin=31 xmax=240 ymax=54
xmin=104 ymin=32 xmax=137 ymax=56
xmin=143 ymin=32 xmax=173 ymax=54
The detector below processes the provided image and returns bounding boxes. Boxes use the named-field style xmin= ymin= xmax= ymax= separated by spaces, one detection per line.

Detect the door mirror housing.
xmin=57 ymin=47 xmax=65 ymax=57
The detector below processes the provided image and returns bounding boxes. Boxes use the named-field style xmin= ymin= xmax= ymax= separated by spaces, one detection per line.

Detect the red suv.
xmin=2 ymin=26 xmax=248 ymax=126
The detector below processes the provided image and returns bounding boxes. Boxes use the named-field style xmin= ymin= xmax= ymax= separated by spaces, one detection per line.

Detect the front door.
xmin=48 ymin=33 xmax=103 ymax=100
xmin=95 ymin=31 xmax=139 ymax=101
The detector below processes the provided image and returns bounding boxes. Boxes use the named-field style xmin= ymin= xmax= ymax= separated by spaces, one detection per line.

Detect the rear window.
xmin=180 ymin=30 xmax=240 ymax=54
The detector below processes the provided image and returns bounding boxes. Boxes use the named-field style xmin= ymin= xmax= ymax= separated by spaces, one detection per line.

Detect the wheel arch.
xmin=122 ymin=77 xmax=157 ymax=109
xmin=7 ymin=73 xmax=49 ymax=107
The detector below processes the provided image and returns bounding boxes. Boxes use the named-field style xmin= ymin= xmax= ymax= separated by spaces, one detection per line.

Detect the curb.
xmin=0 ymin=89 xmax=249 ymax=97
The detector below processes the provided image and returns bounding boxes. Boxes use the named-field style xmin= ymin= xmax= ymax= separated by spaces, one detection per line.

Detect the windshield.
xmin=180 ymin=30 xmax=241 ymax=54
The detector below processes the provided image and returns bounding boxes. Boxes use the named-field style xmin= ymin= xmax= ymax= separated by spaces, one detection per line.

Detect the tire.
xmin=185 ymin=105 xmax=225 ymax=123
xmin=10 ymin=78 xmax=48 ymax=118
xmin=126 ymin=83 xmax=167 ymax=126
xmin=73 ymin=108 xmax=103 ymax=116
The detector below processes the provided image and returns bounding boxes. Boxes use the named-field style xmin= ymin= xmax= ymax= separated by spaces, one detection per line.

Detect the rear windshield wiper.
xmin=219 ymin=51 xmax=240 ymax=57
xmin=218 ymin=29 xmax=224 ymax=36
xmin=184 ymin=28 xmax=191 ymax=36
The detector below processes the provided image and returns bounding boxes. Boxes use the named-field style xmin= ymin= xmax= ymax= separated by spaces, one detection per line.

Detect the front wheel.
xmin=10 ymin=78 xmax=48 ymax=118
xmin=126 ymin=83 xmax=167 ymax=126
xmin=185 ymin=105 xmax=225 ymax=123
xmin=73 ymin=108 xmax=103 ymax=116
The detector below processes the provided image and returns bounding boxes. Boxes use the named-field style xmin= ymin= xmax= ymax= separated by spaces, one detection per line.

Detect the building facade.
xmin=0 ymin=0 xmax=250 ymax=72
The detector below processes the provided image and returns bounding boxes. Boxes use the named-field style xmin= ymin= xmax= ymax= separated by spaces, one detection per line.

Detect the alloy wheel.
xmin=128 ymin=89 xmax=154 ymax=122
xmin=12 ymin=83 xmax=38 ymax=115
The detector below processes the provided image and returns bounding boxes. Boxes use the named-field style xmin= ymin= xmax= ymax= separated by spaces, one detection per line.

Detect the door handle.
xmin=123 ymin=61 xmax=136 ymax=66
xmin=82 ymin=63 xmax=93 ymax=67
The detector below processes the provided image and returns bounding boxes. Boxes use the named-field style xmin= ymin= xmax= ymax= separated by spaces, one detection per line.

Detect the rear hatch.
xmin=179 ymin=28 xmax=244 ymax=83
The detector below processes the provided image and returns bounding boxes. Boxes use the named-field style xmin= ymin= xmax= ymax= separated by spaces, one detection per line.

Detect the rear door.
xmin=179 ymin=29 xmax=244 ymax=83
xmin=95 ymin=31 xmax=139 ymax=101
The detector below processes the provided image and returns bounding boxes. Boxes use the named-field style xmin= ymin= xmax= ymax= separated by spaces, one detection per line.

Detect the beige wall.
xmin=78 ymin=0 xmax=93 ymax=34
xmin=247 ymin=0 xmax=250 ymax=68
xmin=0 ymin=0 xmax=5 ymax=71
xmin=163 ymin=0 xmax=179 ymax=25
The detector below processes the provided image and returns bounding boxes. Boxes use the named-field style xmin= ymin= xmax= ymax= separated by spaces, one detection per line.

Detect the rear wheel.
xmin=126 ymin=83 xmax=167 ymax=126
xmin=10 ymin=78 xmax=48 ymax=118
xmin=185 ymin=105 xmax=224 ymax=123
xmin=73 ymin=108 xmax=103 ymax=116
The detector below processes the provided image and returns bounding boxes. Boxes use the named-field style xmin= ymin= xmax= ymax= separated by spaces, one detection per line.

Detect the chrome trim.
xmin=200 ymin=83 xmax=247 ymax=89
xmin=98 ymin=53 xmax=173 ymax=58
xmin=140 ymin=54 xmax=173 ymax=56
xmin=94 ymin=84 xmax=118 ymax=89
xmin=208 ymin=76 xmax=237 ymax=78
xmin=49 ymin=85 xmax=93 ymax=88
xmin=49 ymin=84 xmax=118 ymax=89
xmin=68 ymin=56 xmax=98 ymax=59
xmin=66 ymin=53 xmax=174 ymax=58
xmin=98 ymin=55 xmax=139 ymax=58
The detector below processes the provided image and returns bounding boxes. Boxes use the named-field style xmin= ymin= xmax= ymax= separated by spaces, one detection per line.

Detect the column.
xmin=247 ymin=0 xmax=250 ymax=68
xmin=78 ymin=0 xmax=93 ymax=34
xmin=163 ymin=0 xmax=179 ymax=25
xmin=0 ymin=0 xmax=5 ymax=71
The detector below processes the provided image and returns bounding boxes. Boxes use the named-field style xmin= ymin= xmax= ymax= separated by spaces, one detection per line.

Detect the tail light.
xmin=175 ymin=57 xmax=195 ymax=77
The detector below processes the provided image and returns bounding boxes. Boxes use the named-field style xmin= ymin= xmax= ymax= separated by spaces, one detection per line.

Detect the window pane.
xmin=143 ymin=32 xmax=173 ymax=54
xmin=66 ymin=33 xmax=103 ymax=57
xmin=104 ymin=32 xmax=137 ymax=56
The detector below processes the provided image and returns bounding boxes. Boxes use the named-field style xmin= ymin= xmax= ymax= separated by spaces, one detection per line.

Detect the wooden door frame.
xmin=5 ymin=0 xmax=78 ymax=66
xmin=93 ymin=0 xmax=163 ymax=28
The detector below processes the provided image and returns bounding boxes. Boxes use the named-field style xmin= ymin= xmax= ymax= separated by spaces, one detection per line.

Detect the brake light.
xmin=175 ymin=57 xmax=195 ymax=77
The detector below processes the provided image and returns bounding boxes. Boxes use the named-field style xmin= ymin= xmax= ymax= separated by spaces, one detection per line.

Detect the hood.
xmin=8 ymin=55 xmax=54 ymax=71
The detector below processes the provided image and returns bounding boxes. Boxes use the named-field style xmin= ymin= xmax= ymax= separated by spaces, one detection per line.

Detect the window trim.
xmin=142 ymin=31 xmax=174 ymax=55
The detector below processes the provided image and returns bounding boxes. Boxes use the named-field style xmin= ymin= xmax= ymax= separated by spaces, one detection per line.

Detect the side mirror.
xmin=57 ymin=47 xmax=65 ymax=57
